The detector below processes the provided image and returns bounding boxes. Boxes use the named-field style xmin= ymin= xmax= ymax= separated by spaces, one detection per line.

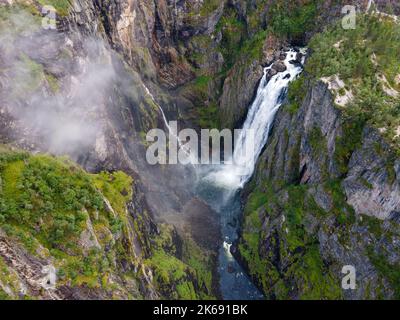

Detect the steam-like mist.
xmin=0 ymin=10 xmax=117 ymax=156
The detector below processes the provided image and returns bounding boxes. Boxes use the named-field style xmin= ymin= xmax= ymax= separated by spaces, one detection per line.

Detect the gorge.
xmin=0 ymin=0 xmax=400 ymax=300
xmin=197 ymin=48 xmax=305 ymax=299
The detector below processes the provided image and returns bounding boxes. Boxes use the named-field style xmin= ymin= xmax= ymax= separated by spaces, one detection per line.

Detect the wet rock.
xmin=279 ymin=52 xmax=287 ymax=61
xmin=227 ymin=264 xmax=236 ymax=274
xmin=296 ymin=52 xmax=304 ymax=63
xmin=220 ymin=60 xmax=264 ymax=128
xmin=271 ymin=61 xmax=287 ymax=73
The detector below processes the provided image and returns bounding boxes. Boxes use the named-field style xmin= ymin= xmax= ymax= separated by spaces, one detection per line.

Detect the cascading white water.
xmin=144 ymin=49 xmax=306 ymax=299
xmin=204 ymin=49 xmax=305 ymax=190
xmin=142 ymin=84 xmax=198 ymax=165
xmin=195 ymin=49 xmax=306 ymax=299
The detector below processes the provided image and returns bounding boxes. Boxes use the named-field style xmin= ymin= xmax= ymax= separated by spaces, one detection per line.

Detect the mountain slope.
xmin=236 ymin=12 xmax=400 ymax=300
xmin=0 ymin=145 xmax=217 ymax=299
xmin=1 ymin=0 xmax=400 ymax=301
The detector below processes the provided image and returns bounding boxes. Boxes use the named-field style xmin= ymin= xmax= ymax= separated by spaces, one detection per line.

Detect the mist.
xmin=0 ymin=10 xmax=117 ymax=157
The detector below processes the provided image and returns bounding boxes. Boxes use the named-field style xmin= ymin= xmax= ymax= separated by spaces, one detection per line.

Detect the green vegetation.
xmin=145 ymin=224 xmax=216 ymax=300
xmin=0 ymin=148 xmax=139 ymax=293
xmin=334 ymin=119 xmax=365 ymax=176
xmin=199 ymin=0 xmax=220 ymax=17
xmin=0 ymin=147 xmax=216 ymax=299
xmin=324 ymin=180 xmax=356 ymax=226
xmin=0 ymin=255 xmax=22 ymax=300
xmin=92 ymin=171 xmax=133 ymax=218
xmin=45 ymin=73 xmax=60 ymax=93
xmin=308 ymin=127 xmax=327 ymax=156
xmin=368 ymin=248 xmax=400 ymax=299
xmin=246 ymin=0 xmax=269 ymax=33
xmin=240 ymin=30 xmax=269 ymax=61
xmin=268 ymin=0 xmax=319 ymax=42
xmin=239 ymin=181 xmax=341 ymax=299
xmin=290 ymin=244 xmax=342 ymax=300
xmin=1 ymin=153 xmax=103 ymax=246
xmin=193 ymin=75 xmax=211 ymax=92
xmin=12 ymin=54 xmax=45 ymax=96
xmin=147 ymin=250 xmax=188 ymax=288
xmin=198 ymin=102 xmax=219 ymax=129
xmin=286 ymin=75 xmax=306 ymax=114
xmin=215 ymin=7 xmax=247 ymax=71
xmin=0 ymin=1 xmax=40 ymax=23
xmin=306 ymin=14 xmax=400 ymax=148
xmin=215 ymin=6 xmax=269 ymax=71
xmin=186 ymin=75 xmax=221 ymax=129
xmin=239 ymin=189 xmax=271 ymax=289
xmin=37 ymin=0 xmax=72 ymax=17
xmin=360 ymin=215 xmax=383 ymax=239
xmin=182 ymin=238 xmax=214 ymax=299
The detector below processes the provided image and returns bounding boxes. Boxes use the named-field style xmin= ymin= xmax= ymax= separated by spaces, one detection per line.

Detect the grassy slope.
xmin=0 ymin=146 xmax=216 ymax=299
xmin=0 ymin=147 xmax=137 ymax=296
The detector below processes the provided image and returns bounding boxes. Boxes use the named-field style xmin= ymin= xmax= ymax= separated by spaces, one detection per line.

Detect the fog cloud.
xmin=0 ymin=9 xmax=117 ymax=156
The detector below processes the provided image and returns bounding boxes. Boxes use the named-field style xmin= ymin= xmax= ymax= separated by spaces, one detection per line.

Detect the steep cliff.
xmin=237 ymin=11 xmax=400 ymax=299
xmin=1 ymin=0 xmax=400 ymax=301
xmin=0 ymin=0 xmax=315 ymax=300
xmin=0 ymin=0 xmax=221 ymax=299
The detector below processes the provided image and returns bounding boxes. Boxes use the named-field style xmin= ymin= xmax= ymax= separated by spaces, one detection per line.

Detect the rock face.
xmin=219 ymin=60 xmax=264 ymax=129
xmin=343 ymin=129 xmax=400 ymax=220
xmin=235 ymin=1 xmax=400 ymax=300
xmin=1 ymin=0 xmax=400 ymax=301
xmin=87 ymin=0 xmax=226 ymax=88
xmin=0 ymin=0 xmax=221 ymax=300
xmin=237 ymin=79 xmax=400 ymax=299
xmin=0 ymin=0 xmax=223 ymax=244
xmin=219 ymin=33 xmax=286 ymax=129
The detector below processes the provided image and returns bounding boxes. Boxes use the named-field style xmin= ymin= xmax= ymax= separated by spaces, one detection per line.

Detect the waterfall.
xmin=204 ymin=49 xmax=305 ymax=190
xmin=196 ymin=49 xmax=305 ymax=299
xmin=142 ymin=84 xmax=197 ymax=165
xmin=144 ymin=49 xmax=306 ymax=300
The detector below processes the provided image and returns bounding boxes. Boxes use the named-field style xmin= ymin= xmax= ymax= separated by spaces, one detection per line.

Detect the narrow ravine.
xmin=198 ymin=49 xmax=305 ymax=299
xmin=146 ymin=49 xmax=305 ymax=299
